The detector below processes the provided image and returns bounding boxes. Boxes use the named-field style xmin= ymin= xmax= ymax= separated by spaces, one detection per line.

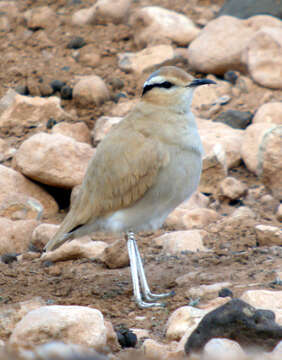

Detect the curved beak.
xmin=187 ymin=79 xmax=216 ymax=87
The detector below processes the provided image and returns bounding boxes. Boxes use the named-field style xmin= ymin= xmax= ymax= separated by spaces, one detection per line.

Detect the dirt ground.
xmin=0 ymin=0 xmax=281 ymax=356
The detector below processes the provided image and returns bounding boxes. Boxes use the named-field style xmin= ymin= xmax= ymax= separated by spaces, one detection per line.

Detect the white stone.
xmin=166 ymin=306 xmax=209 ymax=341
xmin=187 ymin=282 xmax=231 ymax=298
xmin=0 ymin=94 xmax=73 ymax=134
xmin=253 ymin=102 xmax=282 ymax=126
xmin=203 ymin=338 xmax=246 ymax=360
xmin=0 ymin=217 xmax=39 ymax=254
xmin=41 ymin=238 xmax=107 ymax=263
xmin=198 ymin=118 xmax=243 ymax=170
xmin=92 ymin=116 xmax=123 ymax=143
xmin=241 ymin=123 xmax=276 ymax=175
xmin=73 ymin=76 xmax=110 ymax=107
xmin=31 ymin=223 xmax=59 ymax=249
xmin=130 ymin=6 xmax=199 ymax=48
xmin=0 ymin=165 xmax=58 ymax=217
xmin=14 ymin=133 xmax=94 ymax=188
xmin=25 ymin=6 xmax=57 ymax=30
xmin=90 ymin=0 xmax=131 ymax=25
xmin=243 ymin=27 xmax=282 ymax=89
xmin=52 ymin=122 xmax=91 ymax=144
xmin=110 ymin=99 xmax=138 ymax=117
xmin=9 ymin=306 xmax=107 ymax=350
xmin=220 ymin=177 xmax=248 ymax=200
xmin=188 ymin=16 xmax=255 ymax=75
xmin=241 ymin=290 xmax=282 ymax=320
xmin=154 ymin=230 xmax=208 ymax=255
xmin=141 ymin=339 xmax=179 ymax=360
xmin=118 ymin=45 xmax=176 ymax=74
xmin=255 ymin=225 xmax=282 ymax=246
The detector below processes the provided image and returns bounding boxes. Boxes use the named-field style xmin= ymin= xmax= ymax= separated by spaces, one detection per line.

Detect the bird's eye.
xmin=159 ymin=81 xmax=173 ymax=89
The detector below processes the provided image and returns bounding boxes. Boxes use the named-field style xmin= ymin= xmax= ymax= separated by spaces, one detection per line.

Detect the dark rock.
xmin=61 ymin=85 xmax=73 ymax=100
xmin=218 ymin=0 xmax=282 ymax=19
xmin=67 ymin=36 xmax=86 ymax=49
xmin=185 ymin=298 xmax=282 ymax=354
xmin=15 ymin=85 xmax=29 ymax=96
xmin=1 ymin=253 xmax=18 ymax=264
xmin=218 ymin=287 xmax=233 ymax=298
xmin=116 ymin=327 xmax=137 ymax=348
xmin=50 ymin=80 xmax=66 ymax=93
xmin=112 ymin=93 xmax=127 ymax=103
xmin=214 ymin=110 xmax=253 ymax=129
xmin=46 ymin=117 xmax=57 ymax=129
xmin=224 ymin=71 xmax=238 ymax=85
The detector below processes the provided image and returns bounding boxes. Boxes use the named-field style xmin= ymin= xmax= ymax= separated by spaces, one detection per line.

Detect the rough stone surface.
xmin=220 ymin=177 xmax=248 ymax=200
xmin=101 ymin=238 xmax=129 ymax=269
xmin=185 ymin=298 xmax=282 ymax=354
xmin=0 ymin=165 xmax=58 ymax=217
xmin=188 ymin=16 xmax=254 ymax=75
xmin=218 ymin=0 xmax=282 ymax=20
xmin=0 ymin=193 xmax=43 ymax=221
xmin=0 ymin=217 xmax=39 ymax=254
xmin=9 ymin=305 xmax=107 ymax=351
xmin=73 ymin=76 xmax=110 ymax=107
xmin=14 ymin=133 xmax=94 ymax=188
xmin=255 ymin=225 xmax=282 ymax=246
xmin=0 ymin=297 xmax=46 ymax=340
xmin=257 ymin=126 xmax=282 ymax=200
xmin=25 ymin=6 xmax=56 ymax=30
xmin=41 ymin=238 xmax=108 ymax=263
xmin=241 ymin=122 xmax=276 ymax=175
xmin=203 ymin=338 xmax=246 ymax=360
xmin=166 ymin=306 xmax=209 ymax=341
xmin=154 ymin=230 xmax=209 ymax=254
xmin=52 ymin=122 xmax=91 ymax=144
xmin=253 ymin=102 xmax=282 ymax=125
xmin=92 ymin=116 xmax=123 ymax=143
xmin=0 ymin=94 xmax=73 ymax=135
xmin=31 ymin=223 xmax=60 ymax=250
xmin=130 ymin=6 xmax=199 ymax=48
xmin=214 ymin=110 xmax=253 ymax=129
xmin=118 ymin=45 xmax=176 ymax=75
xmin=198 ymin=118 xmax=244 ymax=170
xmin=243 ymin=27 xmax=282 ymax=89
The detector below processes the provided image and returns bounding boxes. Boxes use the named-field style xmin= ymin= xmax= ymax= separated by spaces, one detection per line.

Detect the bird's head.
xmin=141 ymin=66 xmax=216 ymax=111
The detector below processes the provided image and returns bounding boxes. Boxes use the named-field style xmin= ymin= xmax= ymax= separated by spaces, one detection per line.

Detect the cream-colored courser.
xmin=44 ymin=66 xmax=215 ymax=308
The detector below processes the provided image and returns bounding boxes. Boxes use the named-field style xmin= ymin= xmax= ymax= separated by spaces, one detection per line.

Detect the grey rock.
xmin=218 ymin=0 xmax=282 ymax=19
xmin=214 ymin=110 xmax=253 ymax=129
xmin=185 ymin=298 xmax=282 ymax=354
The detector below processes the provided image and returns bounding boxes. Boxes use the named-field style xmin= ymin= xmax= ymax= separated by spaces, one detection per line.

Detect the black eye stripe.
xmin=142 ymin=81 xmax=174 ymax=96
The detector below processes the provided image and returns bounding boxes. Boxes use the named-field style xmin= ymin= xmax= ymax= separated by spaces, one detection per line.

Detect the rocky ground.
xmin=0 ymin=0 xmax=281 ymax=359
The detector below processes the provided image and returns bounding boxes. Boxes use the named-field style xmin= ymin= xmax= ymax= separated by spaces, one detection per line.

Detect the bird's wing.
xmin=44 ymin=126 xmax=170 ymax=251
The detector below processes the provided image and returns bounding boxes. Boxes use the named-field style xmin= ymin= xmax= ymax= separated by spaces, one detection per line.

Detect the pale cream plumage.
xmin=44 ymin=66 xmax=215 ymax=308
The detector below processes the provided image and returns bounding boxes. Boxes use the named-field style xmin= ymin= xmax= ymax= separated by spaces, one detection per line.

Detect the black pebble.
xmin=67 ymin=36 xmax=86 ymax=49
xmin=46 ymin=117 xmax=57 ymax=129
xmin=116 ymin=328 xmax=137 ymax=348
xmin=219 ymin=287 xmax=233 ymax=298
xmin=61 ymin=85 xmax=73 ymax=100
xmin=50 ymin=80 xmax=66 ymax=93
xmin=15 ymin=85 xmax=29 ymax=96
xmin=1 ymin=253 xmax=18 ymax=264
xmin=224 ymin=71 xmax=238 ymax=85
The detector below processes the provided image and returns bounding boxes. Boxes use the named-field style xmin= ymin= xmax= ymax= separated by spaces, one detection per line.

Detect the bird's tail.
xmin=43 ymin=212 xmax=81 ymax=252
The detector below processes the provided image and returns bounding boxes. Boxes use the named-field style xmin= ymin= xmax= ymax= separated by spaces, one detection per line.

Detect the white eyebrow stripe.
xmin=144 ymin=76 xmax=167 ymax=87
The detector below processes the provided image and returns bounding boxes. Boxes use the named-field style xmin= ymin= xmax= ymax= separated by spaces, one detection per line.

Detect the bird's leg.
xmin=126 ymin=232 xmax=174 ymax=308
xmin=126 ymin=232 xmax=163 ymax=308
xmin=133 ymin=235 xmax=175 ymax=301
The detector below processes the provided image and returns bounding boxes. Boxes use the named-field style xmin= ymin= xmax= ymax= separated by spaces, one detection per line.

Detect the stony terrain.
xmin=0 ymin=0 xmax=281 ymax=359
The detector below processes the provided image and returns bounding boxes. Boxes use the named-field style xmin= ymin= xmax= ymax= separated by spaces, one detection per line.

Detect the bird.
xmin=43 ymin=66 xmax=215 ymax=308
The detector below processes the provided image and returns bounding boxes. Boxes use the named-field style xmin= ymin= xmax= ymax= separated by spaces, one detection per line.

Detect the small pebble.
xmin=50 ymin=80 xmax=66 ymax=93
xmin=219 ymin=288 xmax=233 ymax=298
xmin=67 ymin=36 xmax=86 ymax=49
xmin=224 ymin=71 xmax=238 ymax=85
xmin=15 ymin=85 xmax=29 ymax=96
xmin=61 ymin=85 xmax=73 ymax=100
xmin=46 ymin=118 xmax=57 ymax=129
xmin=1 ymin=253 xmax=18 ymax=264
